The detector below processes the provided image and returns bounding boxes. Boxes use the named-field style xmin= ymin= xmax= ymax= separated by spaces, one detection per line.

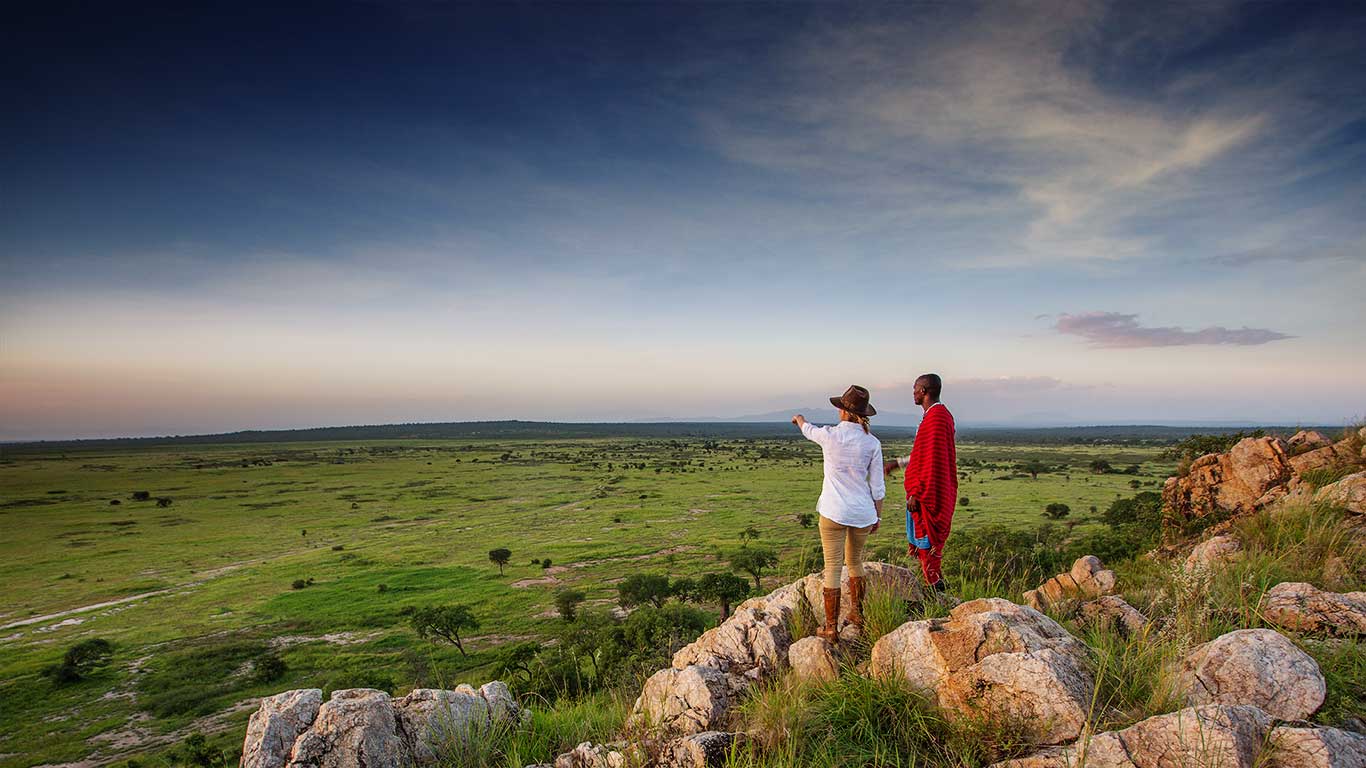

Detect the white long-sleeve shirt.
xmin=799 ymin=420 xmax=885 ymax=527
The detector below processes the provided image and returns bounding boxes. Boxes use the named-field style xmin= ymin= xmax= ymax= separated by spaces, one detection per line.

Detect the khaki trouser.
xmin=819 ymin=514 xmax=873 ymax=589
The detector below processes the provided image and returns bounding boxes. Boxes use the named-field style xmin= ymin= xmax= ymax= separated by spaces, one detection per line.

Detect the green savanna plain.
xmin=0 ymin=435 xmax=1173 ymax=768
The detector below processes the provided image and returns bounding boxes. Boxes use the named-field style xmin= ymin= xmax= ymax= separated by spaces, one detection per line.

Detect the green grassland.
xmin=0 ymin=435 xmax=1173 ymax=768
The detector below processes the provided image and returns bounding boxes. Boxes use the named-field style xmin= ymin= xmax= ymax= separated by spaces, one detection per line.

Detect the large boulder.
xmin=242 ymin=689 xmax=323 ymax=768
xmin=632 ymin=665 xmax=736 ymax=736
xmin=1175 ymin=629 xmax=1325 ymax=720
xmin=1260 ymin=581 xmax=1366 ymax=637
xmin=1314 ymin=471 xmax=1366 ymax=514
xmin=394 ymin=688 xmax=494 ymax=763
xmin=871 ymin=598 xmax=1093 ymax=746
xmin=1163 ymin=437 xmax=1292 ymax=525
xmin=1078 ymin=595 xmax=1148 ymax=637
xmin=1184 ymin=534 xmax=1242 ymax=571
xmin=1023 ymin=556 xmax=1117 ymax=612
xmin=286 ymin=689 xmax=408 ymax=768
xmin=242 ymin=683 xmax=521 ymax=768
xmin=1264 ymin=725 xmax=1366 ymax=768
xmin=786 ymin=637 xmax=839 ymax=683
xmin=993 ymin=705 xmax=1273 ymax=768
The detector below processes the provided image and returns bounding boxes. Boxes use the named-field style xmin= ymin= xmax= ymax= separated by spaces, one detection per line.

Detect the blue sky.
xmin=2 ymin=2 xmax=1364 ymax=439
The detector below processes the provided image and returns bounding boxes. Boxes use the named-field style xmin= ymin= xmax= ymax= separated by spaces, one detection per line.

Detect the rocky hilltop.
xmin=242 ymin=427 xmax=1366 ymax=768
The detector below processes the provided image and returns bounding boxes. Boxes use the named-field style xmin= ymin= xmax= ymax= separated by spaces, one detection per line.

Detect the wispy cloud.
xmin=1055 ymin=312 xmax=1292 ymax=348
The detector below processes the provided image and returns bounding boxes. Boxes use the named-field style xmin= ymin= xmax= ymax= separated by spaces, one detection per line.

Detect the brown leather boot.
xmin=845 ymin=575 xmax=866 ymax=630
xmin=817 ymin=587 xmax=840 ymax=643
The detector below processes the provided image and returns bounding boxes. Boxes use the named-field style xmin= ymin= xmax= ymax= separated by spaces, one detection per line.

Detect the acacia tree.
xmin=1043 ymin=502 xmax=1071 ymax=520
xmin=618 ymin=573 xmax=671 ymax=609
xmin=410 ymin=605 xmax=479 ymax=656
xmin=554 ymin=589 xmax=586 ymax=621
xmin=729 ymin=547 xmax=778 ymax=590
xmin=1019 ymin=460 xmax=1048 ymax=480
xmin=488 ymin=548 xmax=512 ymax=575
xmin=669 ymin=577 xmax=698 ymax=604
xmin=698 ymin=573 xmax=750 ymax=621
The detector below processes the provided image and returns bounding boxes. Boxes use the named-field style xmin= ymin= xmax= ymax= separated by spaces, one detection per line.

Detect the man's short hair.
xmin=917 ymin=373 xmax=942 ymax=400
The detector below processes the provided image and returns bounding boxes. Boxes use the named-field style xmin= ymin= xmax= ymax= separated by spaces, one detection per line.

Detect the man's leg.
xmin=916 ymin=544 xmax=943 ymax=588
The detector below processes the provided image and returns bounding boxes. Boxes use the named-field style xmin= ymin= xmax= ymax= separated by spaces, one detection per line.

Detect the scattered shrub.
xmin=43 ymin=638 xmax=113 ymax=684
xmin=291 ymin=579 xmax=308 ymax=590
xmin=252 ymin=653 xmax=287 ymax=683
xmin=1043 ymin=502 xmax=1071 ymax=520
xmin=156 ymin=497 xmax=173 ymax=507
xmin=132 ymin=491 xmax=151 ymax=501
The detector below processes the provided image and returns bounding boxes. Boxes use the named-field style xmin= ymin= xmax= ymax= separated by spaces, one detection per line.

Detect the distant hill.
xmin=2 ymin=420 xmax=1333 ymax=453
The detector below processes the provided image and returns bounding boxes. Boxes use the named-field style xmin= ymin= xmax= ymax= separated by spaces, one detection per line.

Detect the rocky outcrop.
xmin=242 ymin=689 xmax=323 ymax=768
xmin=1288 ymin=430 xmax=1334 ymax=454
xmin=870 ymin=598 xmax=1093 ymax=746
xmin=1290 ymin=442 xmax=1360 ymax=476
xmin=1260 ymin=581 xmax=1366 ymax=637
xmin=631 ymin=564 xmax=920 ymax=736
xmin=286 ymin=689 xmax=408 ymax=768
xmin=1314 ymin=471 xmax=1366 ymax=514
xmin=1184 ymin=534 xmax=1242 ymax=570
xmin=1162 ymin=437 xmax=1293 ymax=526
xmin=1264 ymin=725 xmax=1366 ymax=768
xmin=1023 ymin=556 xmax=1117 ymax=612
xmin=241 ymin=684 xmax=523 ymax=768
xmin=1078 ymin=595 xmax=1148 ymax=637
xmin=786 ymin=636 xmax=839 ymax=683
xmin=993 ymin=704 xmax=1273 ymax=768
xmin=1175 ymin=629 xmax=1325 ymax=720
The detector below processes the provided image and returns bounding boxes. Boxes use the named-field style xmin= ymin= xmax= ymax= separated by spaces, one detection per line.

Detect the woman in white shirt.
xmin=791 ymin=384 xmax=885 ymax=643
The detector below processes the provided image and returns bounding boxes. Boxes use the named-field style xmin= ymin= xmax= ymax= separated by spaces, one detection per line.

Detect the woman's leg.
xmin=818 ymin=515 xmax=847 ymax=589
xmin=844 ymin=524 xmax=871 ymax=578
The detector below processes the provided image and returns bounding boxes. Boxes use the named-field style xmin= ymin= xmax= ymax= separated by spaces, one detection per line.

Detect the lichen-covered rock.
xmin=662 ymin=731 xmax=743 ymax=768
xmin=286 ymin=689 xmax=408 ymax=768
xmin=872 ymin=598 xmax=1092 ymax=746
xmin=1184 ymin=534 xmax=1242 ymax=571
xmin=1264 ymin=725 xmax=1366 ymax=768
xmin=992 ymin=704 xmax=1274 ymax=768
xmin=1023 ymin=556 xmax=1118 ymax=611
xmin=1163 ymin=437 xmax=1292 ymax=524
xmin=242 ymin=689 xmax=322 ymax=768
xmin=1176 ymin=629 xmax=1325 ymax=720
xmin=631 ymin=664 xmax=736 ymax=736
xmin=786 ymin=636 xmax=839 ymax=683
xmin=1314 ymin=472 xmax=1366 ymax=514
xmin=1260 ymin=581 xmax=1366 ymax=637
xmin=1078 ymin=595 xmax=1148 ymax=637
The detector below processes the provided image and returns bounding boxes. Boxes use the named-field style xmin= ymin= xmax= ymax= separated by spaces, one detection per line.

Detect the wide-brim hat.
xmin=830 ymin=384 xmax=876 ymax=417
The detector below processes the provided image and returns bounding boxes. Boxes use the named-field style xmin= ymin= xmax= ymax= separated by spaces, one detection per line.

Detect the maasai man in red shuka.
xmin=884 ymin=374 xmax=957 ymax=590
